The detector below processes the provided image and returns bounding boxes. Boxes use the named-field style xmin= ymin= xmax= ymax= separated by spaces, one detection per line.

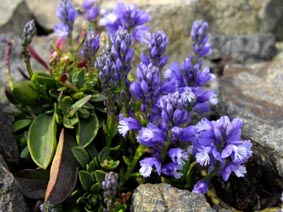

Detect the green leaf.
xmin=60 ymin=96 xmax=73 ymax=116
xmin=72 ymin=146 xmax=90 ymax=168
xmin=28 ymin=113 xmax=57 ymax=169
xmin=110 ymin=145 xmax=121 ymax=151
xmin=78 ymin=108 xmax=91 ymax=119
xmin=20 ymin=146 xmax=30 ymax=159
xmin=79 ymin=170 xmax=95 ymax=191
xmin=98 ymin=147 xmax=110 ymax=162
xmin=31 ymin=71 xmax=57 ymax=88
xmin=12 ymin=81 xmax=39 ymax=105
xmin=100 ymin=160 xmax=120 ymax=170
xmin=91 ymin=94 xmax=106 ymax=102
xmin=122 ymin=156 xmax=131 ymax=166
xmin=13 ymin=119 xmax=32 ymax=132
xmin=45 ymin=129 xmax=79 ymax=204
xmin=86 ymin=145 xmax=98 ymax=159
xmin=76 ymin=113 xmax=99 ymax=148
xmin=63 ymin=115 xmax=79 ymax=129
xmin=90 ymin=183 xmax=101 ymax=193
xmin=72 ymin=92 xmax=85 ymax=99
xmin=69 ymin=95 xmax=92 ymax=116
xmin=71 ymin=69 xmax=85 ymax=89
xmin=94 ymin=170 xmax=106 ymax=185
xmin=87 ymin=160 xmax=97 ymax=172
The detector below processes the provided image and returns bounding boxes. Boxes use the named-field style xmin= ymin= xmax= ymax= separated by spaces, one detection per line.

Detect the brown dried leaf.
xmin=44 ymin=128 xmax=79 ymax=204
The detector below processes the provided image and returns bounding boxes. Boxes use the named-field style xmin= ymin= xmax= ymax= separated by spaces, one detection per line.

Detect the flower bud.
xmin=22 ymin=19 xmax=36 ymax=47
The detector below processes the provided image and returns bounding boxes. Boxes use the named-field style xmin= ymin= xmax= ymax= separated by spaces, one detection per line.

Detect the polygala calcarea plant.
xmin=3 ymin=0 xmax=252 ymax=211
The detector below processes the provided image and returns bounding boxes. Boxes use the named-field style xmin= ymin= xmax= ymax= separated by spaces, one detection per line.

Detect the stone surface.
xmin=197 ymin=0 xmax=283 ymax=41
xmin=131 ymin=183 xmax=216 ymax=212
xmin=0 ymin=106 xmax=19 ymax=165
xmin=0 ymin=0 xmax=32 ymax=36
xmin=25 ymin=0 xmax=58 ymax=32
xmin=209 ymin=34 xmax=277 ymax=64
xmin=0 ymin=155 xmax=29 ymax=212
xmin=0 ymin=33 xmax=27 ymax=104
xmin=218 ymin=61 xmax=283 ymax=177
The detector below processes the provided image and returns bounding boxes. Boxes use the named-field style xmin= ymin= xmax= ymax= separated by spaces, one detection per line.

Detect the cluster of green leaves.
xmin=6 ymin=32 xmax=130 ymax=210
xmin=71 ymin=145 xmax=124 ymax=212
xmin=11 ymin=64 xmax=102 ymax=167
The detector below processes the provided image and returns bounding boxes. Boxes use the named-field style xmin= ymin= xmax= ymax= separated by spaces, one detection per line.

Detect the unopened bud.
xmin=22 ymin=19 xmax=36 ymax=47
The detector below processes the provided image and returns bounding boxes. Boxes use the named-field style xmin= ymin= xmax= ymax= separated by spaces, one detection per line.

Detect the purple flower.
xmin=161 ymin=20 xmax=216 ymax=115
xmin=221 ymin=164 xmax=247 ymax=181
xmin=130 ymin=63 xmax=162 ymax=116
xmin=56 ymin=0 xmax=78 ymax=24
xmin=102 ymin=171 xmax=119 ymax=191
xmin=102 ymin=171 xmax=119 ymax=200
xmin=157 ymin=90 xmax=191 ymax=127
xmin=221 ymin=140 xmax=253 ymax=164
xmin=139 ymin=157 xmax=161 ymax=177
xmin=137 ymin=123 xmax=166 ymax=147
xmin=195 ymin=146 xmax=212 ymax=166
xmin=178 ymin=125 xmax=197 ymax=143
xmin=54 ymin=23 xmax=71 ymax=38
xmin=118 ymin=114 xmax=141 ymax=137
xmin=168 ymin=148 xmax=188 ymax=167
xmin=110 ymin=28 xmax=134 ymax=74
xmin=194 ymin=116 xmax=253 ymax=181
xmin=82 ymin=0 xmax=99 ymax=22
xmin=192 ymin=179 xmax=209 ymax=194
xmin=161 ymin=163 xmax=183 ymax=179
xmin=141 ymin=30 xmax=168 ymax=69
xmin=54 ymin=0 xmax=78 ymax=38
xmin=81 ymin=31 xmax=100 ymax=60
xmin=100 ymin=2 xmax=151 ymax=43
xmin=191 ymin=19 xmax=211 ymax=58
xmin=95 ymin=28 xmax=134 ymax=113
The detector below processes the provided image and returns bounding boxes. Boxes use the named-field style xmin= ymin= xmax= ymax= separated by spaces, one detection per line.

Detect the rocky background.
xmin=1 ymin=0 xmax=283 ymax=211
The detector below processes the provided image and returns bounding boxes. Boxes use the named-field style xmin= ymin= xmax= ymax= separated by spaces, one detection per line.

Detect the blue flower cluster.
xmin=192 ymin=116 xmax=252 ymax=193
xmin=54 ymin=0 xmax=78 ymax=38
xmin=92 ymin=2 xmax=252 ymax=194
xmin=96 ymin=27 xmax=134 ymax=115
xmin=53 ymin=0 xmax=252 ymax=195
xmin=100 ymin=2 xmax=151 ymax=43
xmin=82 ymin=0 xmax=99 ymax=22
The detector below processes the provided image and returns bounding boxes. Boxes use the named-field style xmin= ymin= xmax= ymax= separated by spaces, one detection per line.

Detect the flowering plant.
xmin=3 ymin=0 xmax=252 ymax=211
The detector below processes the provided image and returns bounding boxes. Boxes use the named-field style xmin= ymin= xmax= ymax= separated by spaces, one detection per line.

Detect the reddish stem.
xmin=28 ymin=45 xmax=49 ymax=71
xmin=4 ymin=39 xmax=13 ymax=67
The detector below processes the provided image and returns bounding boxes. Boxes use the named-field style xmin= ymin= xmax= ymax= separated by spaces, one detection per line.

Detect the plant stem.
xmin=4 ymin=39 xmax=14 ymax=89
xmin=22 ymin=46 xmax=33 ymax=78
xmin=185 ymin=161 xmax=197 ymax=189
xmin=120 ymin=144 xmax=145 ymax=187
xmin=105 ymin=114 xmax=116 ymax=148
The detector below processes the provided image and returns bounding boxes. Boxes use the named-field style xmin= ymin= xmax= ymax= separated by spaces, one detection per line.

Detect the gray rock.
xmin=0 ymin=155 xmax=29 ymax=212
xmin=131 ymin=183 xmax=216 ymax=212
xmin=25 ymin=0 xmax=58 ymax=31
xmin=0 ymin=0 xmax=32 ymax=36
xmin=209 ymin=34 xmax=277 ymax=64
xmin=0 ymin=107 xmax=19 ymax=165
xmin=100 ymin=0 xmax=281 ymax=66
xmin=218 ymin=61 xmax=283 ymax=178
xmin=196 ymin=0 xmax=283 ymax=41
xmin=0 ymin=34 xmax=26 ymax=104
xmin=101 ymin=0 xmax=200 ymax=65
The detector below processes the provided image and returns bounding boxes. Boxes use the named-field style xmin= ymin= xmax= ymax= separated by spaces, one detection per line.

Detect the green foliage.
xmin=76 ymin=113 xmax=99 ymax=148
xmin=28 ymin=113 xmax=57 ymax=169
